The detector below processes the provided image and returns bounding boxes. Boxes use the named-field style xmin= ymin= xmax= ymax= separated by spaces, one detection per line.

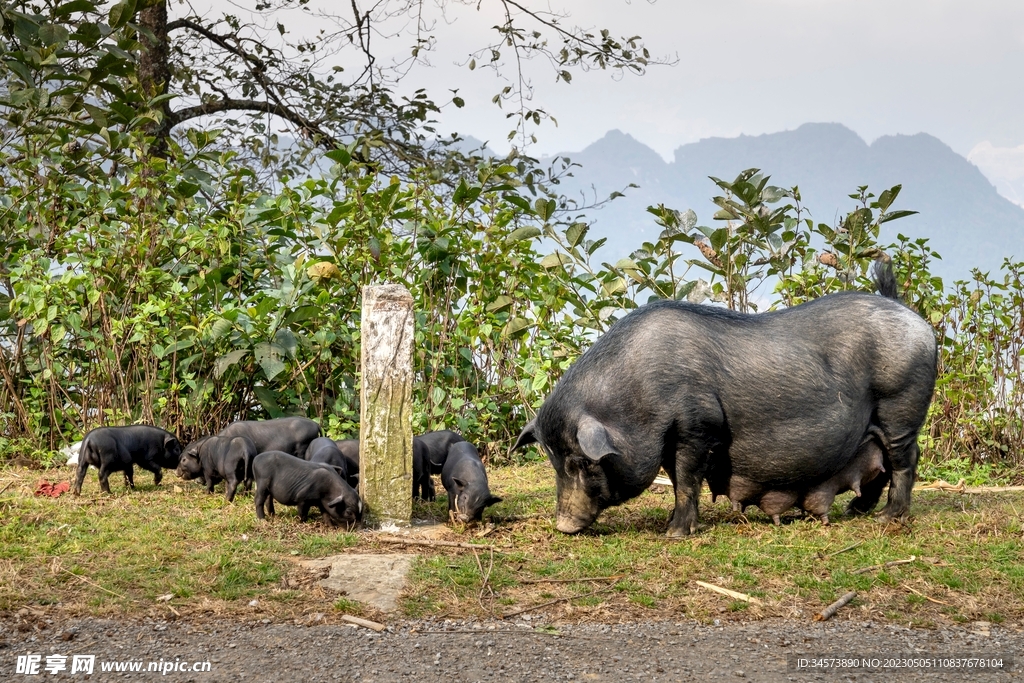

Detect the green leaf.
xmin=165 ymin=338 xmax=194 ymax=356
xmin=453 ymin=179 xmax=473 ymax=206
xmin=878 ymin=210 xmax=918 ymax=224
xmin=566 ymin=222 xmax=589 ymax=248
xmin=54 ymin=1 xmax=97 ymax=17
xmin=502 ymin=194 xmax=532 ymax=212
xmin=108 ymin=0 xmax=137 ymax=29
xmin=254 ymin=342 xmax=286 ymax=380
xmin=602 ymin=277 xmax=626 ymax=296
xmin=531 ymin=371 xmax=548 ymax=393
xmin=486 ymin=296 xmax=513 ymax=313
xmin=38 ymin=23 xmax=70 ymax=45
xmin=253 ymin=386 xmax=285 ymax=418
xmin=877 ymin=185 xmax=902 ymax=213
xmin=679 ymin=209 xmax=698 ymax=232
xmin=284 ymin=306 xmax=320 ymax=326
xmin=540 ymin=252 xmax=571 ymax=269
xmin=274 ymin=328 xmax=298 ymax=358
xmin=214 ymin=349 xmax=248 ymax=379
xmin=761 ymin=186 xmax=786 ymax=203
xmin=82 ymin=103 xmax=108 ymax=126
xmin=209 ymin=317 xmax=233 ymax=341
xmin=534 ymin=198 xmax=557 ymax=221
xmin=675 ymin=280 xmax=698 ymax=300
xmin=505 ymin=226 xmax=541 ymax=243
xmin=324 ymin=149 xmax=351 ymax=166
xmin=504 ymin=316 xmax=531 ymax=338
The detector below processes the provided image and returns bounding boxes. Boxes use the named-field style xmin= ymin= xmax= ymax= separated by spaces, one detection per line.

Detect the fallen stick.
xmin=915 ymin=479 xmax=1024 ymax=494
xmin=815 ymin=591 xmax=857 ymax=621
xmin=903 ymin=584 xmax=952 ymax=606
xmin=520 ymin=575 xmax=624 ymax=584
xmin=0 ymin=481 xmax=16 ymax=496
xmin=341 ymin=615 xmax=386 ymax=632
xmin=411 ymin=629 xmax=565 ymax=636
xmin=822 ymin=541 xmax=864 ymax=559
xmin=851 ymin=556 xmax=916 ymax=575
xmin=694 ymin=580 xmax=763 ymax=605
xmin=63 ymin=570 xmax=130 ymax=601
xmin=501 ymin=585 xmax=618 ymax=619
xmin=373 ymin=536 xmax=502 ymax=552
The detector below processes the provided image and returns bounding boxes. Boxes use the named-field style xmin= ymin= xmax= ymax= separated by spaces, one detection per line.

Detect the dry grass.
xmin=1 ymin=462 xmax=1022 ymax=628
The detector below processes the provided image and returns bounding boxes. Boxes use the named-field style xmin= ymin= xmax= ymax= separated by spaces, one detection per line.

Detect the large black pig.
xmin=72 ymin=425 xmax=182 ymax=495
xmin=441 ymin=442 xmax=502 ymax=523
xmin=176 ymin=435 xmax=257 ymax=502
xmin=333 ymin=439 xmax=360 ymax=486
xmin=218 ymin=416 xmax=320 ymax=459
xmin=412 ymin=439 xmax=436 ymax=501
xmin=305 ymin=437 xmax=351 ymax=483
xmin=253 ymin=451 xmax=362 ymax=527
xmin=513 ymin=262 xmax=937 ymax=536
xmin=415 ymin=430 xmax=466 ymax=474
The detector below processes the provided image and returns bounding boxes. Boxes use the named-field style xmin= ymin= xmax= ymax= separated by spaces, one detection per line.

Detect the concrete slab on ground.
xmin=300 ymin=554 xmax=416 ymax=612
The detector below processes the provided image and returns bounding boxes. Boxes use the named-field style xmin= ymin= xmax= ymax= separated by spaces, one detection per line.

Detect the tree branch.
xmin=166 ymin=99 xmax=339 ymax=149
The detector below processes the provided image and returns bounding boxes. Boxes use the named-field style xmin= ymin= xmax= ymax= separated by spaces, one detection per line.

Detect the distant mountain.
xmin=549 ymin=123 xmax=1024 ymax=282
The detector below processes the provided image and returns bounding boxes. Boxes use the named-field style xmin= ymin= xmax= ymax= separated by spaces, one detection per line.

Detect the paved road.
xmin=2 ymin=614 xmax=1019 ymax=682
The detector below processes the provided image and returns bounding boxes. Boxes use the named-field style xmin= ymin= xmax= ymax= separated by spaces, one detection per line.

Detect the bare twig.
xmin=341 ymin=615 xmax=386 ymax=632
xmin=373 ymin=536 xmax=502 ymax=553
xmin=521 ymin=575 xmax=624 ymax=584
xmin=62 ymin=570 xmax=130 ymax=601
xmin=694 ymin=580 xmax=763 ymax=605
xmin=473 ymin=548 xmax=495 ymax=615
xmin=411 ymin=629 xmax=566 ymax=636
xmin=851 ymin=556 xmax=916 ymax=575
xmin=903 ymin=584 xmax=952 ymax=606
xmin=915 ymin=480 xmax=1024 ymax=493
xmin=815 ymin=590 xmax=857 ymax=621
xmin=501 ymin=584 xmax=618 ymax=619
xmin=819 ymin=541 xmax=864 ymax=559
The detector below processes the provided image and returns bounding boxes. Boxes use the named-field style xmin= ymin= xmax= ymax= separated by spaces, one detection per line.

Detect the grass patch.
xmin=1 ymin=461 xmax=1022 ymax=626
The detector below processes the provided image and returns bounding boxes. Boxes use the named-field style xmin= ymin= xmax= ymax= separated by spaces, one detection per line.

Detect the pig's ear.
xmin=485 ymin=495 xmax=503 ymax=508
xmin=327 ymin=495 xmax=348 ymax=509
xmin=452 ymin=477 xmax=467 ymax=492
xmin=577 ymin=415 xmax=620 ymax=462
xmin=512 ymin=419 xmax=538 ymax=450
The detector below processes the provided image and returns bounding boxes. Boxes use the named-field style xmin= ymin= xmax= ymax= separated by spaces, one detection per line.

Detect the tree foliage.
xmin=0 ymin=0 xmax=662 ymax=175
xmin=0 ymin=2 xmax=1020 ymax=470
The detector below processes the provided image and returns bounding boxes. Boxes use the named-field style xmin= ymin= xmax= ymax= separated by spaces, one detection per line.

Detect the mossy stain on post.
xmin=359 ymin=284 xmax=414 ymax=527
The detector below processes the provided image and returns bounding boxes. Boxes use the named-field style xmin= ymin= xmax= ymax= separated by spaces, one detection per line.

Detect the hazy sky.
xmin=205 ymin=1 xmax=1024 ymax=196
xmin=373 ymin=1 xmax=1023 ymax=158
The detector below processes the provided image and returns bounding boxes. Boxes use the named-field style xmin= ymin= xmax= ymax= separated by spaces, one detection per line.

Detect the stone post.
xmin=359 ymin=284 xmax=414 ymax=527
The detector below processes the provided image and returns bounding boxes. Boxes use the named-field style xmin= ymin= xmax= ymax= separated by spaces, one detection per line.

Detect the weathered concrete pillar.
xmin=359 ymin=284 xmax=414 ymax=527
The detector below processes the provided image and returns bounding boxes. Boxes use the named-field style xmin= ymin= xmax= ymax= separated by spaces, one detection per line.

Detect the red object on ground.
xmin=34 ymin=480 xmax=71 ymax=498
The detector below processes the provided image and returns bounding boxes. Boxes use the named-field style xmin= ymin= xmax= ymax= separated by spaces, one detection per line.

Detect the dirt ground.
xmin=2 ymin=613 xmax=1019 ymax=682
